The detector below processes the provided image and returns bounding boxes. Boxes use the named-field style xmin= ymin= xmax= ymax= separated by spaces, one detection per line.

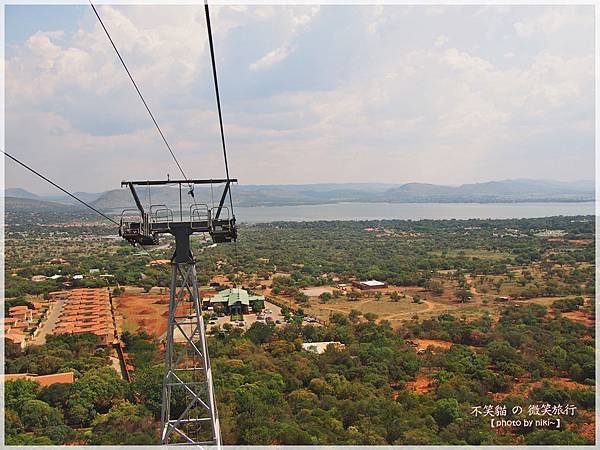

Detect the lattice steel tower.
xmin=119 ymin=178 xmax=237 ymax=446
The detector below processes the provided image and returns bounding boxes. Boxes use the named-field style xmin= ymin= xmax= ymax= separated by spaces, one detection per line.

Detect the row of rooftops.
xmin=52 ymin=288 xmax=116 ymax=345
xmin=4 ymin=304 xmax=43 ymax=348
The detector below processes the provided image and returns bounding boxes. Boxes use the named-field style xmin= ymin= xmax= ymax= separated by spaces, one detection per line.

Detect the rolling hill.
xmin=4 ymin=179 xmax=594 ymax=212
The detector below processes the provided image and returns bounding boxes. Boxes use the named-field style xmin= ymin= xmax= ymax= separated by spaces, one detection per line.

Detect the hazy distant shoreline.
xmin=234 ymin=201 xmax=596 ymax=223
xmin=5 ymin=178 xmax=595 ymax=210
xmin=4 ymin=197 xmax=595 ymax=225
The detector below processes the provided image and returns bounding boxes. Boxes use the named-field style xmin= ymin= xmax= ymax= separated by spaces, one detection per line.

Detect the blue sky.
xmin=4 ymin=4 xmax=595 ymax=194
xmin=5 ymin=5 xmax=85 ymax=47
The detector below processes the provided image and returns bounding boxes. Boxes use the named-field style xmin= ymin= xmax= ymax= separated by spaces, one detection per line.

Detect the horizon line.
xmin=4 ymin=177 xmax=596 ymax=197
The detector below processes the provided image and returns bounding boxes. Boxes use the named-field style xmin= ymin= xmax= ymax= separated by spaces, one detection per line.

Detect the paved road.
xmin=31 ymin=299 xmax=65 ymax=345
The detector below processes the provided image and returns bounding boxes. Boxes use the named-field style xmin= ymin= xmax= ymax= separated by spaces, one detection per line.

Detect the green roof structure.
xmin=208 ymin=288 xmax=264 ymax=307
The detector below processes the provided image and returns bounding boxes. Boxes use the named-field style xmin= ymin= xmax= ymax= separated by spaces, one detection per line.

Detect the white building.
xmin=301 ymin=341 xmax=345 ymax=354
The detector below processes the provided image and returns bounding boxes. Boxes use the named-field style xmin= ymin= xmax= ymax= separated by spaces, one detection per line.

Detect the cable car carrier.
xmin=119 ymin=178 xmax=237 ymax=256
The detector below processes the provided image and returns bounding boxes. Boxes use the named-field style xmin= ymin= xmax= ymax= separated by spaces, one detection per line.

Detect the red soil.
xmin=115 ymin=293 xmax=170 ymax=337
xmin=562 ymin=310 xmax=595 ymax=328
xmin=406 ymin=373 xmax=434 ymax=394
xmin=414 ymin=338 xmax=453 ymax=350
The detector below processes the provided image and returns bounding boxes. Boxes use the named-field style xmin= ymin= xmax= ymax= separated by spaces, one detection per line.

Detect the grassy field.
xmin=270 ymin=279 xmax=593 ymax=327
xmin=429 ymin=248 xmax=512 ymax=260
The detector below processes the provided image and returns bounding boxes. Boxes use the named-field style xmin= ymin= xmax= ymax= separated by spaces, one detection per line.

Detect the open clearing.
xmin=413 ymin=338 xmax=453 ymax=350
xmin=430 ymin=249 xmax=512 ymax=260
xmin=562 ymin=310 xmax=595 ymax=328
xmin=275 ymin=282 xmax=593 ymax=327
xmin=301 ymin=286 xmax=336 ymax=297
xmin=406 ymin=373 xmax=434 ymax=394
xmin=297 ymin=296 xmax=431 ymax=324
xmin=114 ymin=291 xmax=170 ymax=337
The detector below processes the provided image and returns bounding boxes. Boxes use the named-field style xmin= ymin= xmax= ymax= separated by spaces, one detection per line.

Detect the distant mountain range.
xmin=4 ymin=179 xmax=595 ymax=212
xmin=4 ymin=196 xmax=86 ymax=212
xmin=380 ymin=179 xmax=595 ymax=203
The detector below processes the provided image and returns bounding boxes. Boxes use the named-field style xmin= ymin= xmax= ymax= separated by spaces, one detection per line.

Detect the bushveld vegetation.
xmin=5 ymin=214 xmax=594 ymax=300
xmin=5 ymin=301 xmax=594 ymax=444
xmin=3 ymin=210 xmax=595 ymax=444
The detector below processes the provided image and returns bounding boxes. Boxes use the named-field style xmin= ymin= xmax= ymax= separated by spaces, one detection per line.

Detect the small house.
xmin=352 ymin=280 xmax=388 ymax=290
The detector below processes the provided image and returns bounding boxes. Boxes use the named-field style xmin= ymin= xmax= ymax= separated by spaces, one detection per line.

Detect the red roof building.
xmin=52 ymin=288 xmax=116 ymax=346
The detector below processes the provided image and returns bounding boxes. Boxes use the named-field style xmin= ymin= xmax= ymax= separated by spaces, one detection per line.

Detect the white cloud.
xmin=514 ymin=7 xmax=591 ymax=38
xmin=434 ymin=35 xmax=448 ymax=47
xmin=249 ymin=46 xmax=290 ymax=71
xmin=248 ymin=5 xmax=319 ymax=72
xmin=4 ymin=5 xmax=595 ymax=191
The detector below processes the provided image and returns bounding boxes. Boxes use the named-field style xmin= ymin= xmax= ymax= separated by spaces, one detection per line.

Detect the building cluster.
xmin=202 ymin=287 xmax=265 ymax=315
xmin=31 ymin=273 xmax=109 ymax=283
xmin=52 ymin=288 xmax=117 ymax=346
xmin=3 ymin=304 xmax=42 ymax=349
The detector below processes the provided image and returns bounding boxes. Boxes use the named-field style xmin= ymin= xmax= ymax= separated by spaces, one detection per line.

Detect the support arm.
xmin=127 ymin=182 xmax=145 ymax=215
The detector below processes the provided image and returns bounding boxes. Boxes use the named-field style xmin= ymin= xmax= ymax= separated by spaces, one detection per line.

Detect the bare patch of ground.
xmin=576 ymin=410 xmax=596 ymax=443
xmin=210 ymin=275 xmax=229 ymax=284
xmin=302 ymin=286 xmax=335 ymax=297
xmin=114 ymin=292 xmax=170 ymax=337
xmin=300 ymin=296 xmax=432 ymax=325
xmin=562 ymin=310 xmax=595 ymax=328
xmin=493 ymin=377 xmax=593 ymax=402
xmin=551 ymin=377 xmax=593 ymax=390
xmin=406 ymin=373 xmax=435 ymax=394
xmin=413 ymin=338 xmax=453 ymax=350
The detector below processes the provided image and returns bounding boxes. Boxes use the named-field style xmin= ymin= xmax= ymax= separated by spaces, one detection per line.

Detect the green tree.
xmin=319 ymin=292 xmax=333 ymax=302
xmin=294 ymin=292 xmax=310 ymax=304
xmin=246 ymin=322 xmax=274 ymax=345
xmin=89 ymin=402 xmax=157 ymax=445
xmin=349 ymin=309 xmax=362 ymax=322
xmin=5 ymin=433 xmax=54 ymax=445
xmin=39 ymin=383 xmax=74 ymax=410
xmin=431 ymin=398 xmax=461 ymax=427
xmin=5 ymin=409 xmax=23 ymax=437
xmin=425 ymin=280 xmax=444 ymax=296
xmin=455 ymin=289 xmax=471 ymax=303
xmin=44 ymin=425 xmax=78 ymax=444
xmin=525 ymin=430 xmax=589 ymax=445
xmin=20 ymin=399 xmax=64 ymax=430
xmin=5 ymin=378 xmax=39 ymax=413
xmin=67 ymin=367 xmax=129 ymax=426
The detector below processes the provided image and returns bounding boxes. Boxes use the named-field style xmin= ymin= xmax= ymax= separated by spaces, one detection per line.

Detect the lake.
xmin=235 ymin=202 xmax=596 ymax=223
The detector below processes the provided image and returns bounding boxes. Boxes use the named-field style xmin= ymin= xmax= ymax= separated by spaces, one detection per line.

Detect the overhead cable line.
xmin=2 ymin=150 xmax=118 ymax=225
xmin=204 ymin=2 xmax=234 ymax=213
xmin=2 ymin=149 xmax=161 ymax=263
xmin=89 ymin=1 xmax=191 ymax=188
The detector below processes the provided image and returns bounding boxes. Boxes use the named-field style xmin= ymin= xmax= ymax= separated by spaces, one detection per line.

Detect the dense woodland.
xmin=5 ymin=300 xmax=595 ymax=444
